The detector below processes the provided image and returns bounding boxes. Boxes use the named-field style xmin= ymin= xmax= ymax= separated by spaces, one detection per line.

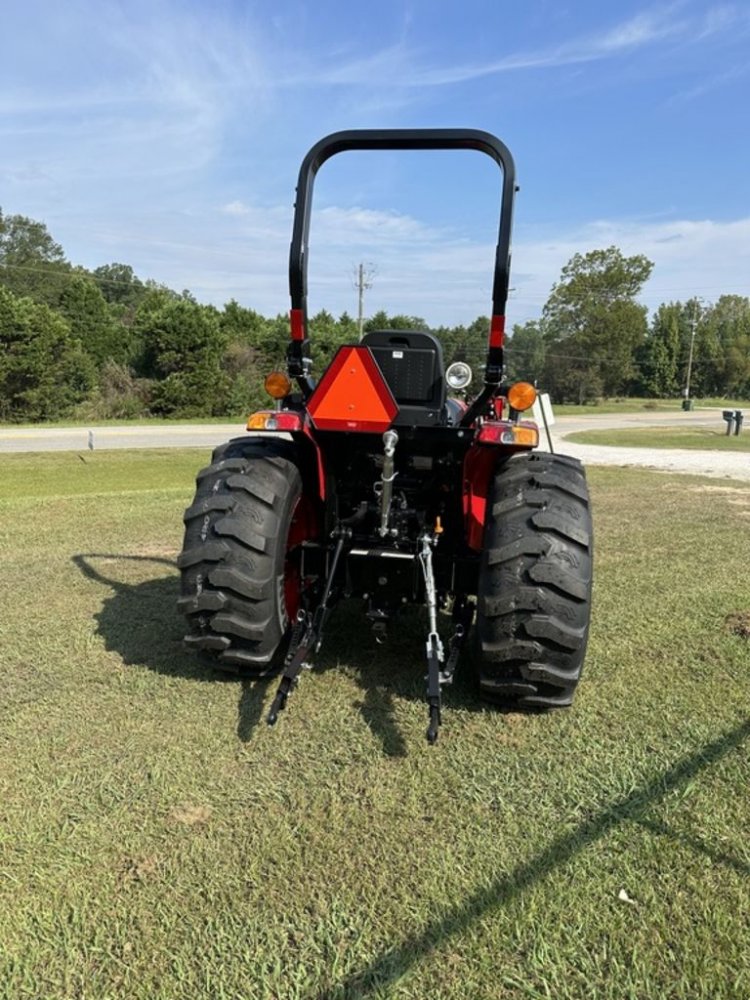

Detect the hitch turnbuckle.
xmin=419 ymin=532 xmax=445 ymax=744
xmin=377 ymin=430 xmax=399 ymax=538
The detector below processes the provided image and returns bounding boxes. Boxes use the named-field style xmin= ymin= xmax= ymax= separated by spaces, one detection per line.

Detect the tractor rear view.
xmin=177 ymin=130 xmax=593 ymax=743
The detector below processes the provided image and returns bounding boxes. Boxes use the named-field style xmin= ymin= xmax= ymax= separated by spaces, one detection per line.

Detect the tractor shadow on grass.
xmin=315 ymin=600 xmax=498 ymax=758
xmin=73 ymin=554 xmax=269 ymax=740
xmin=72 ymin=554 xmax=491 ymax=754
xmin=318 ymin=716 xmax=750 ymax=999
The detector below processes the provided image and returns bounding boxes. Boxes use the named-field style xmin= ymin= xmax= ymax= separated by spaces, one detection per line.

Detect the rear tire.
xmin=177 ymin=437 xmax=307 ymax=676
xmin=475 ymin=451 xmax=593 ymax=708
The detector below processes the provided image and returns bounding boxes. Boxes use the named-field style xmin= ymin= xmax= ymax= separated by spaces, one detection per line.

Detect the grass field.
xmin=551 ymin=397 xmax=748 ymax=416
xmin=566 ymin=426 xmax=750 ymax=451
xmin=1 ymin=450 xmax=750 ymax=999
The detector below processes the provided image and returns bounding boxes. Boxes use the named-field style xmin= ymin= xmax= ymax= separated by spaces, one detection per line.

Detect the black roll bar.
xmin=286 ymin=128 xmax=517 ymax=402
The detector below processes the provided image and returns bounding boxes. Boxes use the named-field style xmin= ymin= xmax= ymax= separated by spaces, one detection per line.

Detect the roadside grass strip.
xmin=552 ymin=397 xmax=749 ymax=416
xmin=1 ymin=451 xmax=749 ymax=999
xmin=567 ymin=426 xmax=750 ymax=452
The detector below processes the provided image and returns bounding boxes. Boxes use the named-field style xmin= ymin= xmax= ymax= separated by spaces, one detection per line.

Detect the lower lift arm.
xmin=266 ymin=527 xmax=350 ymax=726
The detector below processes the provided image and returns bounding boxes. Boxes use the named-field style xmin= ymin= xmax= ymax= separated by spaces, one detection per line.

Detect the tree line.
xmin=1 ymin=208 xmax=748 ymax=422
xmin=508 ymin=248 xmax=750 ymax=403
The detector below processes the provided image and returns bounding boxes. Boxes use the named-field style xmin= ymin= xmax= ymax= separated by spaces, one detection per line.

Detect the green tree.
xmin=219 ymin=301 xmax=271 ymax=415
xmin=701 ymin=295 xmax=750 ymax=397
xmin=258 ymin=313 xmax=294 ymax=372
xmin=221 ymin=300 xmax=267 ymax=346
xmin=422 ymin=316 xmax=488 ymax=383
xmin=93 ymin=262 xmax=146 ymax=309
xmin=309 ymin=309 xmax=351 ymax=372
xmin=0 ymin=209 xmax=72 ymax=306
xmin=59 ymin=274 xmax=131 ymax=368
xmin=363 ymin=311 xmax=427 ymax=333
xmin=138 ymin=299 xmax=229 ymax=416
xmin=128 ymin=283 xmax=185 ymax=376
xmin=507 ymin=320 xmax=546 ymax=383
xmin=336 ymin=311 xmax=359 ymax=341
xmin=635 ymin=303 xmax=682 ymax=397
xmin=0 ymin=285 xmax=95 ymax=421
xmin=542 ymin=246 xmax=653 ymax=402
xmin=134 ymin=280 xmax=182 ymax=318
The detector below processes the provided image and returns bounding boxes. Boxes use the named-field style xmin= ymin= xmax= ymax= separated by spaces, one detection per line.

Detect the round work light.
xmin=446 ymin=362 xmax=473 ymax=391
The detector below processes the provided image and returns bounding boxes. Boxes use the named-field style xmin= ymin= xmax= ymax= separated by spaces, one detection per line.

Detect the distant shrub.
xmin=74 ymin=361 xmax=153 ymax=419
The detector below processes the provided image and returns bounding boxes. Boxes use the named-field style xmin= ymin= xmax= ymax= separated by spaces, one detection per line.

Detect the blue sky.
xmin=2 ymin=0 xmax=749 ymax=327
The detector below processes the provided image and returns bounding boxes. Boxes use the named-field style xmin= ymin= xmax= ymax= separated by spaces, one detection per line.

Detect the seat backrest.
xmin=361 ymin=330 xmax=446 ymax=426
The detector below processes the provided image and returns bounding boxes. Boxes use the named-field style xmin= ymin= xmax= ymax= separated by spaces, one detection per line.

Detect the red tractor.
xmin=178 ymin=130 xmax=593 ymax=743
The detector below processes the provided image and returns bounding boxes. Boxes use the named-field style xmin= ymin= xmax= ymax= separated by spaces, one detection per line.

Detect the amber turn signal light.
xmin=507 ymin=381 xmax=537 ymax=412
xmin=264 ymin=371 xmax=292 ymax=399
xmin=247 ymin=412 xmax=270 ymax=429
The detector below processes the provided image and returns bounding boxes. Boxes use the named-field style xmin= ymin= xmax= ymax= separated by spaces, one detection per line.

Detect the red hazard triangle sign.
xmin=307 ymin=345 xmax=398 ymax=432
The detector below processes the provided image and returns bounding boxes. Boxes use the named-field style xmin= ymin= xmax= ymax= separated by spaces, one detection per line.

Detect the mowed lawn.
xmin=1 ymin=449 xmax=749 ymax=1000
xmin=567 ymin=426 xmax=750 ymax=451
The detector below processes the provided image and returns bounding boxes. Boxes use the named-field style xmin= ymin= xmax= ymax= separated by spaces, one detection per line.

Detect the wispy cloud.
xmin=2 ymin=0 xmax=746 ymax=331
xmin=0 ymin=1 xmax=274 ymax=194
xmin=313 ymin=206 xmax=442 ymax=244
xmin=222 ymin=201 xmax=253 ymax=217
xmin=697 ymin=2 xmax=747 ymax=38
xmin=664 ymin=63 xmax=749 ymax=105
xmin=148 ymin=203 xmax=750 ymax=326
xmin=509 ymin=215 xmax=750 ymax=323
xmin=301 ymin=211 xmax=750 ymax=325
xmin=298 ymin=6 xmax=704 ymax=88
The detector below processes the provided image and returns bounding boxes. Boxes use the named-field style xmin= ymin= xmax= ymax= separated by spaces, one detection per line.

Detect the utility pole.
xmin=684 ymin=296 xmax=704 ymax=402
xmin=354 ymin=262 xmax=375 ymax=340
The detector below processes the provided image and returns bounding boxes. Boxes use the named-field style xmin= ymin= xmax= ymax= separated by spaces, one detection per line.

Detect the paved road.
xmin=1 ymin=408 xmax=748 ymax=483
xmin=549 ymin=407 xmax=731 ymax=435
xmin=0 ymin=408 xmax=726 ymax=452
xmin=0 ymin=423 xmax=246 ymax=453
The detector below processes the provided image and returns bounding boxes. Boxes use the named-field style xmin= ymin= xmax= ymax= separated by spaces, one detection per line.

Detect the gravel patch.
xmin=546 ymin=437 xmax=750 ymax=483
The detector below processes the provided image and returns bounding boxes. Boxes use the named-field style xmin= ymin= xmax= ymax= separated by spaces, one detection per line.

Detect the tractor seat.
xmin=361 ymin=330 xmax=447 ymax=427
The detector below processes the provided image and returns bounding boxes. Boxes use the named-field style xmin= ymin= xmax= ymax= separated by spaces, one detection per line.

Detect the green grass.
xmin=2 ymin=450 xmax=750 ymax=999
xmin=0 ymin=449 xmax=208 ymax=498
xmin=567 ymin=426 xmax=750 ymax=451
xmin=552 ymin=397 xmax=748 ymax=416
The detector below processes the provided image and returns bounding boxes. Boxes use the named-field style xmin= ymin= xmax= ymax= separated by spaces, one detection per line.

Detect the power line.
xmin=0 ymin=260 xmax=150 ymax=290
